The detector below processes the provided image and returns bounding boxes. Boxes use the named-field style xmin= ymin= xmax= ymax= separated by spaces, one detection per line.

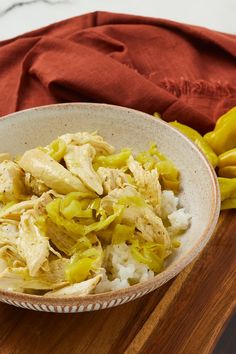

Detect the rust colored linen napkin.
xmin=0 ymin=12 xmax=235 ymax=133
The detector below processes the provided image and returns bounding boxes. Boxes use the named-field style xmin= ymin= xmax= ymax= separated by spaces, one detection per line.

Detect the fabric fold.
xmin=0 ymin=11 xmax=235 ymax=133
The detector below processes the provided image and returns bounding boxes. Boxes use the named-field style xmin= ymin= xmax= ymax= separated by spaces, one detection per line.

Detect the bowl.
xmin=0 ymin=103 xmax=220 ymax=312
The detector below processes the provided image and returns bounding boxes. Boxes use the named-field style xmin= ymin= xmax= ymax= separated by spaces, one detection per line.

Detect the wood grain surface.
xmin=0 ymin=211 xmax=235 ymax=354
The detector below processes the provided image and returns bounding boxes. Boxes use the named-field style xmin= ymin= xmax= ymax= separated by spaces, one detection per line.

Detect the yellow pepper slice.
xmin=130 ymin=241 xmax=164 ymax=273
xmin=94 ymin=148 xmax=131 ymax=169
xmin=137 ymin=143 xmax=180 ymax=193
xmin=65 ymin=257 xmax=94 ymax=283
xmin=84 ymin=204 xmax=124 ymax=235
xmin=61 ymin=200 xmax=93 ymax=219
xmin=46 ymin=198 xmax=85 ymax=235
xmin=47 ymin=138 xmax=67 ymax=162
xmin=112 ymin=224 xmax=135 ymax=244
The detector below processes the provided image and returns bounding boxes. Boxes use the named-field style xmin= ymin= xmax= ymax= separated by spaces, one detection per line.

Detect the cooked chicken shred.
xmin=64 ymin=144 xmax=103 ymax=195
xmin=19 ymin=149 xmax=89 ymax=194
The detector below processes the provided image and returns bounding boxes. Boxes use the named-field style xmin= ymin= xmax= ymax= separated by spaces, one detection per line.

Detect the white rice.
xmin=168 ymin=208 xmax=191 ymax=233
xmin=160 ymin=190 xmax=179 ymax=218
xmin=95 ymin=190 xmax=191 ymax=294
xmin=95 ymin=244 xmax=154 ymax=293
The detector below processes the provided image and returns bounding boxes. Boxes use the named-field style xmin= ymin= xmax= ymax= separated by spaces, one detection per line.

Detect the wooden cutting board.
xmin=0 ymin=211 xmax=235 ymax=354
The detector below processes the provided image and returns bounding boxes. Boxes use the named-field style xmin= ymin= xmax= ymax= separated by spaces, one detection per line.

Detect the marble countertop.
xmin=0 ymin=0 xmax=235 ymax=41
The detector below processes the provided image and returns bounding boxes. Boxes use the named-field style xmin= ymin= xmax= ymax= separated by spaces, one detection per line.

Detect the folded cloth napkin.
xmin=0 ymin=12 xmax=235 ymax=133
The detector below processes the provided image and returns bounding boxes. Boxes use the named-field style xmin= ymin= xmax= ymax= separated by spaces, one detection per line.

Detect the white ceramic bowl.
xmin=0 ymin=103 xmax=220 ymax=312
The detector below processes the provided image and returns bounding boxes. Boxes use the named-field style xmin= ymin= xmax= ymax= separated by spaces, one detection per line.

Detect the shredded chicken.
xmin=0 ymin=222 xmax=19 ymax=245
xmin=0 ymin=131 xmax=188 ymax=297
xmin=97 ymin=167 xmax=129 ymax=194
xmin=0 ymin=160 xmax=26 ymax=202
xmin=19 ymin=148 xmax=89 ymax=194
xmin=64 ymin=144 xmax=103 ymax=195
xmin=128 ymin=157 xmax=161 ymax=212
xmin=0 ymin=223 xmax=23 ymax=267
xmin=135 ymin=208 xmax=170 ymax=245
xmin=24 ymin=172 xmax=49 ymax=196
xmin=0 ymin=245 xmax=25 ymax=269
xmin=38 ymin=258 xmax=70 ymax=284
xmin=0 ymin=267 xmax=56 ymax=291
xmin=101 ymin=185 xmax=139 ymax=213
xmin=45 ymin=218 xmax=77 ymax=256
xmin=44 ymin=275 xmax=102 ymax=297
xmin=0 ymin=258 xmax=7 ymax=272
xmin=102 ymin=186 xmax=170 ymax=245
xmin=60 ymin=131 xmax=114 ymax=155
xmin=33 ymin=190 xmax=61 ymax=217
xmin=18 ymin=210 xmax=50 ymax=276
xmin=0 ymin=198 xmax=38 ymax=220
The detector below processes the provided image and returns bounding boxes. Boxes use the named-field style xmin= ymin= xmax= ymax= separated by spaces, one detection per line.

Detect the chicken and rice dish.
xmin=0 ymin=132 xmax=190 ymax=297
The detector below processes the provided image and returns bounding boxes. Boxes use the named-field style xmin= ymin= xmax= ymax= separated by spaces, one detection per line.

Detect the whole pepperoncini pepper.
xmin=218 ymin=148 xmax=236 ymax=178
xmin=154 ymin=108 xmax=236 ymax=209
xmin=218 ymin=177 xmax=236 ymax=210
xmin=169 ymin=121 xmax=218 ymax=168
xmin=204 ymin=107 xmax=236 ymax=155
xmin=221 ymin=198 xmax=236 ymax=210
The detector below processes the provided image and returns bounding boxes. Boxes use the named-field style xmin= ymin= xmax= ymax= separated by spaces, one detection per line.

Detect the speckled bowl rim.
xmin=0 ymin=103 xmax=220 ymax=308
